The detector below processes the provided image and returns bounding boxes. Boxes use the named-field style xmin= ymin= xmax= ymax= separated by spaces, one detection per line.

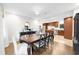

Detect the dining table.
xmin=19 ymin=34 xmax=43 ymax=55
xmin=19 ymin=32 xmax=54 ymax=55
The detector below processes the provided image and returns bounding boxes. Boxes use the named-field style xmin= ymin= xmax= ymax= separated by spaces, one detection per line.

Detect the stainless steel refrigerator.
xmin=74 ymin=13 xmax=79 ymax=54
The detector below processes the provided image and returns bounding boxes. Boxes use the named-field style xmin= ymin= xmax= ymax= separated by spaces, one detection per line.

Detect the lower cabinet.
xmin=58 ymin=30 xmax=64 ymax=36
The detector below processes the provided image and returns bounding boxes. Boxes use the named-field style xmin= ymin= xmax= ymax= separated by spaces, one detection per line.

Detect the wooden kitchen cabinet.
xmin=64 ymin=17 xmax=72 ymax=39
xmin=58 ymin=30 xmax=64 ymax=36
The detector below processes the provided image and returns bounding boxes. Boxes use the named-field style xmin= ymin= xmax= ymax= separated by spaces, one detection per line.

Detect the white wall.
xmin=74 ymin=8 xmax=79 ymax=16
xmin=0 ymin=4 xmax=5 ymax=55
xmin=30 ymin=19 xmax=41 ymax=31
xmin=4 ymin=12 xmax=30 ymax=46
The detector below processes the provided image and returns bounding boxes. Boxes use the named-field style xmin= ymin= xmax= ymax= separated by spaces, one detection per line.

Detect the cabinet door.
xmin=64 ymin=17 xmax=72 ymax=39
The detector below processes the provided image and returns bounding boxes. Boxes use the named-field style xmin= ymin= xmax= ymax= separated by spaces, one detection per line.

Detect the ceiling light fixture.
xmin=33 ymin=6 xmax=42 ymax=15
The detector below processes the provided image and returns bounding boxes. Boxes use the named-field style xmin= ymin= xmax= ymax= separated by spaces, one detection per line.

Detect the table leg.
xmin=28 ymin=44 xmax=32 ymax=55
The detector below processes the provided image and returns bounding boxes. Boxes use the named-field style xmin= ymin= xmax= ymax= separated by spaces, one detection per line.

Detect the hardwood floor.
xmin=5 ymin=35 xmax=74 ymax=55
xmin=5 ymin=43 xmax=14 ymax=55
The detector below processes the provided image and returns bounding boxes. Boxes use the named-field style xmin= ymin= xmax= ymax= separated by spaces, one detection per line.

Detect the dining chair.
xmin=12 ymin=34 xmax=28 ymax=55
xmin=32 ymin=35 xmax=46 ymax=54
xmin=49 ymin=32 xmax=54 ymax=43
xmin=44 ymin=32 xmax=54 ymax=47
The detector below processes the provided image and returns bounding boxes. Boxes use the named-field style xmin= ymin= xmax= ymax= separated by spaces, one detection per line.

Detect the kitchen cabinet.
xmin=64 ymin=17 xmax=72 ymax=39
xmin=58 ymin=30 xmax=64 ymax=36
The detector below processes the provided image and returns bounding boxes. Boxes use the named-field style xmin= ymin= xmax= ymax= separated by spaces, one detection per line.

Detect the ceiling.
xmin=3 ymin=3 xmax=78 ymax=20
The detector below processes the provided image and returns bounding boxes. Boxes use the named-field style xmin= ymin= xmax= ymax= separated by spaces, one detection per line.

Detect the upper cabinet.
xmin=43 ymin=21 xmax=59 ymax=30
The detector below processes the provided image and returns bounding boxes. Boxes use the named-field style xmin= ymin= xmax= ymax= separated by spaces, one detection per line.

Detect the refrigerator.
xmin=74 ymin=13 xmax=79 ymax=54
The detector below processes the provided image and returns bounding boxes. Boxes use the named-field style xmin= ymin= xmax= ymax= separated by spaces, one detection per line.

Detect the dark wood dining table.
xmin=20 ymin=34 xmax=45 ymax=54
xmin=19 ymin=32 xmax=54 ymax=55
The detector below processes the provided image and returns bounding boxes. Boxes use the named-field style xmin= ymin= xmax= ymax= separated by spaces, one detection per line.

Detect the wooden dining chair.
xmin=44 ymin=32 xmax=54 ymax=48
xmin=49 ymin=32 xmax=54 ymax=43
xmin=12 ymin=34 xmax=28 ymax=55
xmin=32 ymin=35 xmax=46 ymax=54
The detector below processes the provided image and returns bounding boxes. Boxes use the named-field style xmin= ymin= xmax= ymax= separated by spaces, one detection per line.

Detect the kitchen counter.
xmin=54 ymin=28 xmax=64 ymax=30
xmin=53 ymin=28 xmax=64 ymax=35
